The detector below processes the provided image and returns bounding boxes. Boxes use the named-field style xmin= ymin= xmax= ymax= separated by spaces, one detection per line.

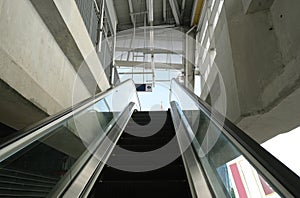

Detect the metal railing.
xmin=75 ymin=0 xmax=99 ymax=47
xmin=0 ymin=79 xmax=140 ymax=197
xmin=74 ymin=0 xmax=117 ymax=83
xmin=170 ymin=79 xmax=300 ymax=197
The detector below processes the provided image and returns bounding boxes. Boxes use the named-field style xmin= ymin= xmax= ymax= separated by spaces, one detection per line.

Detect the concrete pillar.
xmin=185 ymin=28 xmax=196 ymax=91
xmin=0 ymin=0 xmax=110 ymax=131
xmin=197 ymin=0 xmax=300 ymax=142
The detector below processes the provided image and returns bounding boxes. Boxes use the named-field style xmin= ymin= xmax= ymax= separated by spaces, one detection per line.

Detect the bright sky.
xmin=118 ymin=67 xmax=181 ymax=111
xmin=262 ymin=127 xmax=300 ymax=176
xmin=138 ymin=82 xmax=170 ymax=111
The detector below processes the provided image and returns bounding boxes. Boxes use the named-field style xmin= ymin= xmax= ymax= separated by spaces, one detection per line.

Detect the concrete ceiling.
xmin=113 ymin=0 xmax=195 ymax=32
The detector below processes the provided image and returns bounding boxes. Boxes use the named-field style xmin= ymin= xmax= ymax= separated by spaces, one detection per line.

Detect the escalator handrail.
xmin=170 ymin=79 xmax=300 ymax=197
xmin=50 ymin=102 xmax=136 ymax=197
xmin=170 ymin=101 xmax=214 ymax=198
xmin=0 ymin=79 xmax=140 ymax=160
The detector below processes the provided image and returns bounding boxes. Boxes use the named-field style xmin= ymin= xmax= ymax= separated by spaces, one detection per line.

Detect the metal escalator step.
xmin=117 ymin=144 xmax=171 ymax=152
xmin=100 ymin=164 xmax=187 ymax=181
xmin=106 ymin=151 xmax=183 ymax=166
xmin=89 ymin=111 xmax=192 ymax=198
xmin=91 ymin=180 xmax=192 ymax=198
xmin=122 ymin=129 xmax=175 ymax=138
xmin=0 ymin=168 xmax=58 ymax=182
xmin=0 ymin=181 xmax=52 ymax=191
xmin=118 ymin=137 xmax=173 ymax=146
xmin=0 ymin=173 xmax=57 ymax=185
xmin=0 ymin=186 xmax=50 ymax=194
xmin=128 ymin=120 xmax=172 ymax=124
xmin=0 ymin=191 xmax=47 ymax=198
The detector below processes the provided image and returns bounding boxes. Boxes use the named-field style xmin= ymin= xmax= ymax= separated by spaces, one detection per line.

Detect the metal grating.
xmin=75 ymin=0 xmax=99 ymax=47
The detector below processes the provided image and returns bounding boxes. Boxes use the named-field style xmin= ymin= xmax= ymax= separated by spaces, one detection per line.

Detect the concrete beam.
xmin=0 ymin=80 xmax=48 ymax=130
xmin=119 ymin=72 xmax=154 ymax=75
xmin=168 ymin=0 xmax=181 ymax=26
xmin=242 ymin=0 xmax=275 ymax=14
xmin=30 ymin=0 xmax=110 ymax=93
xmin=0 ymin=0 xmax=93 ymax=127
xmin=116 ymin=47 xmax=183 ymax=55
xmin=43 ymin=126 xmax=86 ymax=159
xmin=238 ymin=86 xmax=300 ymax=143
xmin=115 ymin=60 xmax=183 ymax=70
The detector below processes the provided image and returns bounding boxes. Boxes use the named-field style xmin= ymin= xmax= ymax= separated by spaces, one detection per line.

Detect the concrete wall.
xmin=51 ymin=0 xmax=110 ymax=91
xmin=197 ymin=0 xmax=300 ymax=143
xmin=241 ymin=0 xmax=275 ymax=14
xmin=196 ymin=0 xmax=240 ymax=122
xmin=237 ymin=0 xmax=300 ymax=143
xmin=213 ymin=7 xmax=241 ymax=121
xmin=263 ymin=0 xmax=300 ymax=108
xmin=225 ymin=0 xmax=282 ymax=116
xmin=226 ymin=0 xmax=300 ymax=142
xmin=0 ymin=0 xmax=110 ymax=130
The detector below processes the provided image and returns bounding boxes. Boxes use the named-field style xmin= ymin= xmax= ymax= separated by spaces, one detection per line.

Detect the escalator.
xmin=89 ymin=111 xmax=192 ymax=197
xmin=0 ymin=168 xmax=59 ymax=197
xmin=0 ymin=79 xmax=299 ymax=198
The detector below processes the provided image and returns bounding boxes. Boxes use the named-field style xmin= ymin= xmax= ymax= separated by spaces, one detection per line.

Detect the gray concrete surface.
xmin=242 ymin=0 xmax=275 ymax=14
xmin=197 ymin=0 xmax=300 ymax=143
xmin=53 ymin=0 xmax=110 ymax=92
xmin=238 ymin=86 xmax=300 ymax=143
xmin=0 ymin=0 xmax=90 ymax=129
xmin=238 ymin=0 xmax=300 ymax=143
xmin=185 ymin=31 xmax=196 ymax=90
xmin=0 ymin=80 xmax=48 ymax=130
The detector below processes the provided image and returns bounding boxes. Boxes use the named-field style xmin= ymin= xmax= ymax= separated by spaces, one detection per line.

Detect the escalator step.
xmin=126 ymin=120 xmax=173 ymax=125
xmin=106 ymin=155 xmax=183 ymax=166
xmin=0 ymin=173 xmax=57 ymax=185
xmin=0 ymin=181 xmax=52 ymax=191
xmin=0 ymin=187 xmax=49 ymax=197
xmin=90 ymin=180 xmax=192 ymax=198
xmin=117 ymin=144 xmax=170 ymax=152
xmin=121 ymin=130 xmax=174 ymax=138
xmin=90 ymin=111 xmax=192 ymax=198
xmin=118 ymin=137 xmax=173 ymax=146
xmin=100 ymin=165 xmax=186 ymax=181
xmin=0 ymin=168 xmax=58 ymax=182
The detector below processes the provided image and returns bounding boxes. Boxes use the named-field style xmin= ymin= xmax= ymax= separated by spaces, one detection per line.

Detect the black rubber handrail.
xmin=171 ymin=79 xmax=300 ymax=197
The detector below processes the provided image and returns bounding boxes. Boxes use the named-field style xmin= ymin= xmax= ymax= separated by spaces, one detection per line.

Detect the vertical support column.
xmin=150 ymin=28 xmax=155 ymax=87
xmin=163 ymin=0 xmax=167 ymax=22
xmin=110 ymin=23 xmax=117 ymax=86
xmin=168 ymin=0 xmax=181 ymax=25
xmin=181 ymin=0 xmax=186 ymax=21
xmin=147 ymin=0 xmax=155 ymax=86
xmin=96 ymin=0 xmax=105 ymax=52
xmin=147 ymin=0 xmax=154 ymax=24
xmin=185 ymin=26 xmax=196 ymax=90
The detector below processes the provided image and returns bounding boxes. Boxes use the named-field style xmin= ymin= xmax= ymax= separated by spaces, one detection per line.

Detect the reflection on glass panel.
xmin=0 ymin=80 xmax=140 ymax=197
xmin=170 ymin=80 xmax=282 ymax=198
xmin=0 ymin=105 xmax=112 ymax=197
xmin=226 ymin=156 xmax=281 ymax=198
